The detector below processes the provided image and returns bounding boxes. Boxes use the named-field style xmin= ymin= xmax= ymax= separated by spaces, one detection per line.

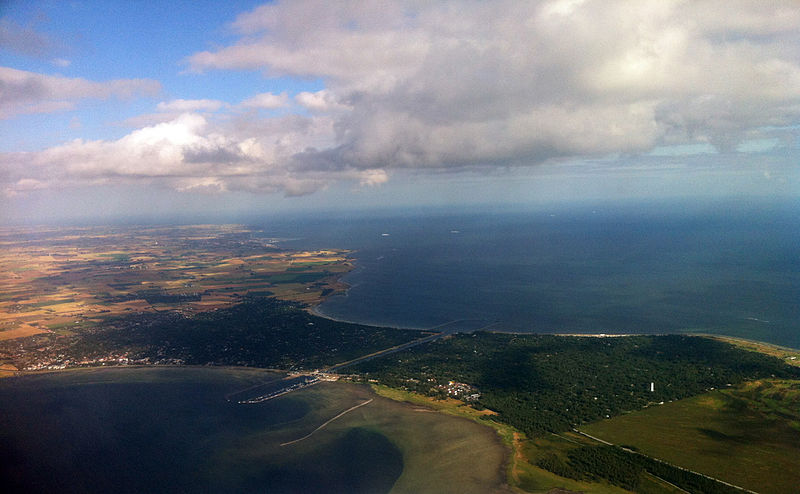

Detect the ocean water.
xmin=259 ymin=198 xmax=800 ymax=348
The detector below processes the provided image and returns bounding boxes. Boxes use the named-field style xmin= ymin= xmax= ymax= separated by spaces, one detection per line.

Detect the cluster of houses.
xmin=437 ymin=380 xmax=481 ymax=401
xmin=22 ymin=354 xmax=182 ymax=371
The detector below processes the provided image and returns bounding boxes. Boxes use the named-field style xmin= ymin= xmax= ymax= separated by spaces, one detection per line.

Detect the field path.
xmin=573 ymin=430 xmax=758 ymax=494
xmin=281 ymin=398 xmax=373 ymax=446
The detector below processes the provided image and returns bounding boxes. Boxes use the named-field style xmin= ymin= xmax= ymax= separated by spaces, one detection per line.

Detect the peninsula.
xmin=1 ymin=225 xmax=799 ymax=493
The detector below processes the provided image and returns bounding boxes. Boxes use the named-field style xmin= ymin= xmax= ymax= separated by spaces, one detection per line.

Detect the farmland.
xmin=0 ymin=225 xmax=352 ymax=370
xmin=354 ymin=332 xmax=800 ymax=492
xmin=580 ymin=379 xmax=800 ymax=494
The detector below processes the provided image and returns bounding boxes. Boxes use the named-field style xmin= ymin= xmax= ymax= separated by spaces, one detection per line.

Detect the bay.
xmin=259 ymin=198 xmax=800 ymax=348
xmin=0 ymin=367 xmax=506 ymax=493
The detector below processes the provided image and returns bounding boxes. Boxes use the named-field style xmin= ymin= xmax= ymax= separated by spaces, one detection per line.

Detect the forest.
xmin=66 ymin=297 xmax=425 ymax=369
xmin=5 ymin=295 xmax=797 ymax=492
xmin=537 ymin=444 xmax=743 ymax=494
xmin=353 ymin=331 xmax=800 ymax=435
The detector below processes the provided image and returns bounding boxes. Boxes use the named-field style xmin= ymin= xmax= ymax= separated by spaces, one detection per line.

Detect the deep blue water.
xmin=256 ymin=198 xmax=800 ymax=348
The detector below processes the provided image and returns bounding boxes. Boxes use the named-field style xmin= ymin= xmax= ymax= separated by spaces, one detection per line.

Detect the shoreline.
xmin=306 ymin=302 xmax=431 ymax=331
xmin=305 ymin=264 xmax=799 ymax=348
xmin=7 ymin=289 xmax=798 ymax=378
xmin=0 ymin=363 xmax=290 ymax=380
xmin=307 ymin=301 xmax=800 ymax=353
xmin=8 ymin=330 xmax=797 ymax=380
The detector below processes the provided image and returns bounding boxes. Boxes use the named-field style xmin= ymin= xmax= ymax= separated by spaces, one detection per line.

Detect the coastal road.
xmin=324 ymin=330 xmax=445 ymax=372
xmin=236 ymin=319 xmax=498 ymax=403
xmin=573 ymin=430 xmax=758 ymax=494
xmin=326 ymin=319 xmax=499 ymax=373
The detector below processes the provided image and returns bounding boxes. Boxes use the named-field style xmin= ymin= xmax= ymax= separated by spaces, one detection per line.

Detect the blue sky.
xmin=1 ymin=0 xmax=798 ymax=223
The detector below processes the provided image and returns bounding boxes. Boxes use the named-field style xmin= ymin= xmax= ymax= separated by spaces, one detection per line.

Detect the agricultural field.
xmin=371 ymin=385 xmax=658 ymax=494
xmin=370 ymin=384 xmax=713 ymax=494
xmin=0 ymin=225 xmax=352 ymax=370
xmin=356 ymin=332 xmax=799 ymax=493
xmin=580 ymin=379 xmax=800 ymax=494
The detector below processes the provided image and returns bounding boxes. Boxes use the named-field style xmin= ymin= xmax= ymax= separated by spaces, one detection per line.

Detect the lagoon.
xmin=0 ymin=367 xmax=507 ymax=493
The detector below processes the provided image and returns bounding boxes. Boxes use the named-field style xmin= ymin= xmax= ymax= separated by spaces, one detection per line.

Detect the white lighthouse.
xmin=650 ymin=382 xmax=655 ymax=392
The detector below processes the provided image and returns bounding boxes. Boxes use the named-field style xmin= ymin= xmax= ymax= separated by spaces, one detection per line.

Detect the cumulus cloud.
xmin=0 ymin=66 xmax=161 ymax=119
xmin=239 ymin=91 xmax=290 ymax=109
xmin=4 ymin=0 xmax=800 ymax=198
xmin=188 ymin=0 xmax=800 ymax=172
xmin=0 ymin=111 xmax=386 ymax=197
xmin=156 ymin=98 xmax=226 ymax=112
xmin=295 ymin=89 xmax=351 ymax=113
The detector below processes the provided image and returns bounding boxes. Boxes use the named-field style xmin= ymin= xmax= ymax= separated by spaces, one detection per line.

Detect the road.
xmin=573 ymin=429 xmax=758 ymax=494
xmin=236 ymin=319 xmax=498 ymax=403
xmin=325 ymin=319 xmax=499 ymax=373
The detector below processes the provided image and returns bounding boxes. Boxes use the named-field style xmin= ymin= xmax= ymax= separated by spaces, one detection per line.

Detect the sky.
xmin=1 ymin=0 xmax=798 ymax=223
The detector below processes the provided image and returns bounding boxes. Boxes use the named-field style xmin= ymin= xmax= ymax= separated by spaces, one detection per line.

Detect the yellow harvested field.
xmin=0 ymin=224 xmax=353 ymax=351
xmin=0 ymin=324 xmax=49 ymax=341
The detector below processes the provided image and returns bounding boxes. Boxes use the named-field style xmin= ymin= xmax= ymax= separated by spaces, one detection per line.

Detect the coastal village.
xmin=436 ymin=380 xmax=481 ymax=401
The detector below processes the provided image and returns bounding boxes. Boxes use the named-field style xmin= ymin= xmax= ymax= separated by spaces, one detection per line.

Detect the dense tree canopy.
xmin=354 ymin=332 xmax=799 ymax=435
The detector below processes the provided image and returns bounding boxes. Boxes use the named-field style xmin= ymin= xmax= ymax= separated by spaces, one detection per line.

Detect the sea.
xmin=3 ymin=198 xmax=797 ymax=493
xmin=257 ymin=197 xmax=800 ymax=348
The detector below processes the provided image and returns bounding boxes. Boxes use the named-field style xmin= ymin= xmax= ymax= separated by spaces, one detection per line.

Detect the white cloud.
xmin=0 ymin=66 xmax=161 ymax=119
xmin=295 ymin=89 xmax=351 ymax=113
xmin=156 ymin=99 xmax=226 ymax=112
xmin=4 ymin=0 xmax=800 ymax=200
xmin=355 ymin=168 xmax=389 ymax=187
xmin=187 ymin=0 xmax=800 ymax=174
xmin=0 ymin=111 xmax=385 ymax=197
xmin=239 ymin=92 xmax=290 ymax=109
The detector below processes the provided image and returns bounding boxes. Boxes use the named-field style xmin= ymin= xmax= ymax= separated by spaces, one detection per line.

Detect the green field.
xmin=372 ymin=385 xmax=698 ymax=494
xmin=580 ymin=380 xmax=800 ymax=494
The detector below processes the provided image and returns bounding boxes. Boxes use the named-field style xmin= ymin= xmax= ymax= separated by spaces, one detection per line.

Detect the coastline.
xmin=699 ymin=333 xmax=800 ymax=366
xmin=305 ymin=253 xmax=800 ymax=347
xmin=308 ymin=298 xmax=800 ymax=362
xmin=307 ymin=294 xmax=432 ymax=331
xmin=0 ymin=363 xmax=291 ymax=380
xmin=308 ymin=273 xmax=800 ymax=354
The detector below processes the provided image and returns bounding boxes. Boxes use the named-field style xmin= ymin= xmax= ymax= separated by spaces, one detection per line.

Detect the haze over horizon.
xmin=1 ymin=0 xmax=798 ymax=224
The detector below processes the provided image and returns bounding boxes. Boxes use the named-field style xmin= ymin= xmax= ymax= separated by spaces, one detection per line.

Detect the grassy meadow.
xmin=371 ymin=384 xmax=690 ymax=494
xmin=580 ymin=380 xmax=800 ymax=494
